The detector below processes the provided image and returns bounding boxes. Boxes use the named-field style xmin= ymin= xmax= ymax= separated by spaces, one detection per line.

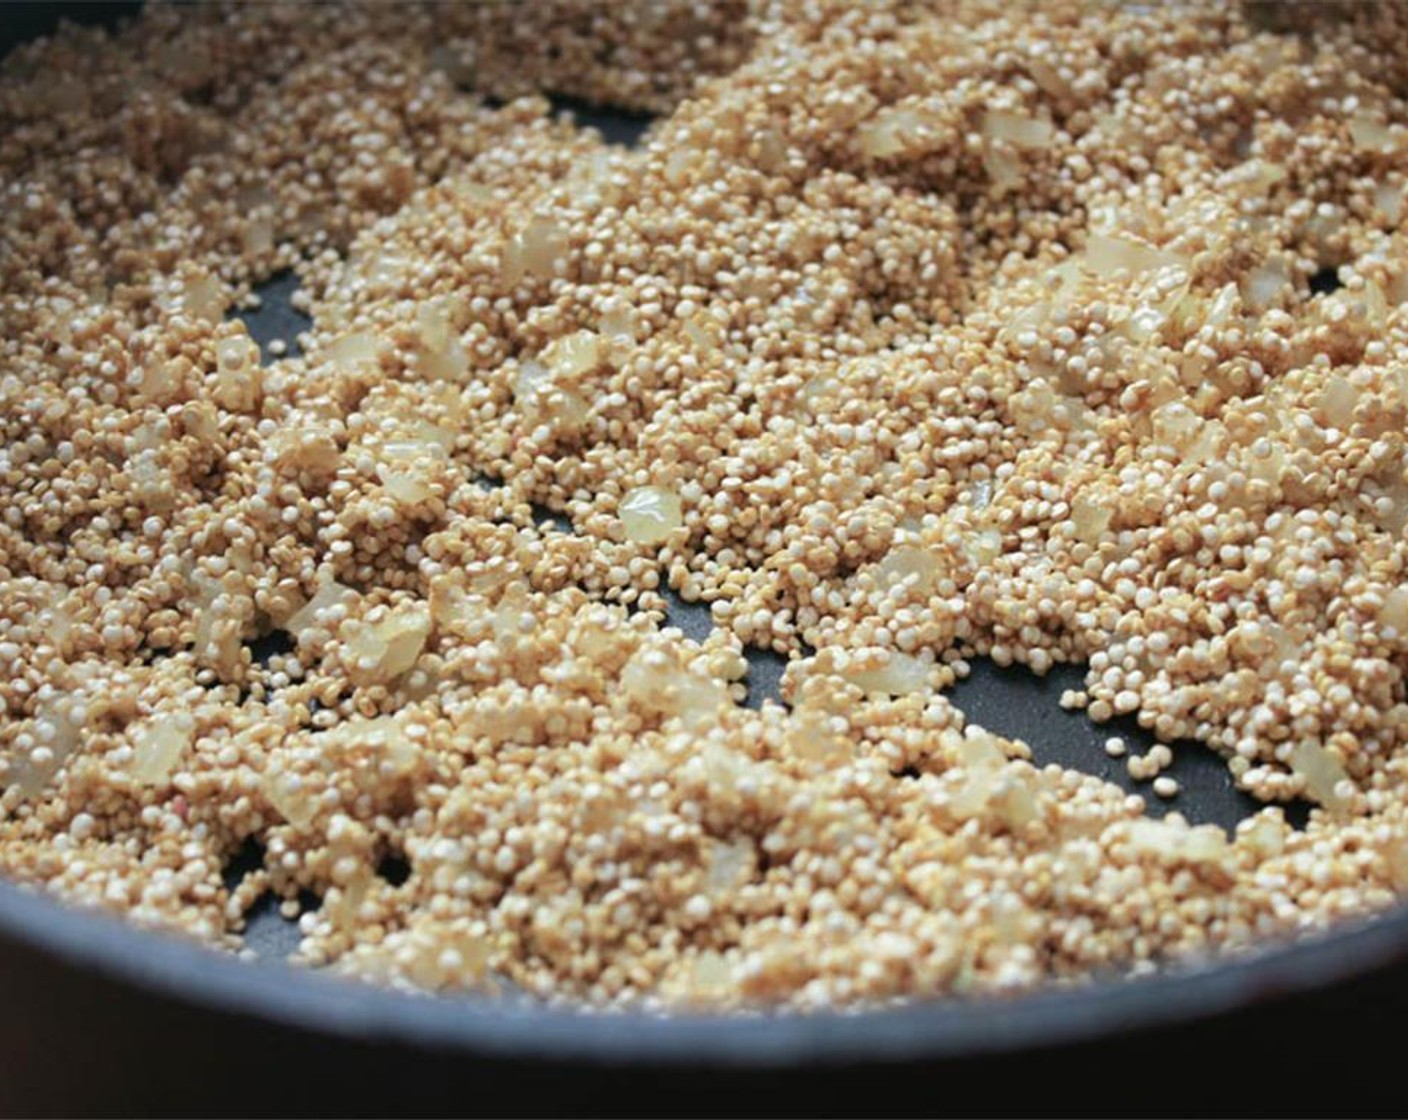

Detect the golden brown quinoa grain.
xmin=3 ymin=0 xmax=1408 ymax=1010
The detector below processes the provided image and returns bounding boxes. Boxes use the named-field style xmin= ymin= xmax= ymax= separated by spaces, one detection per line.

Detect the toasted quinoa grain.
xmin=2 ymin=0 xmax=1408 ymax=1010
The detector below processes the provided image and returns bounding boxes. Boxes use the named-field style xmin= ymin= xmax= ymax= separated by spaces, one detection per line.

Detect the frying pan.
xmin=2 ymin=4 xmax=1407 ymax=1115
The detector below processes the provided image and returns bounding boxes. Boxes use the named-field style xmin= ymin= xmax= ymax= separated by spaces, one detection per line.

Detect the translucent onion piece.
xmin=346 ymin=605 xmax=432 ymax=685
xmin=1377 ymin=587 xmax=1408 ymax=633
xmin=180 ymin=272 xmax=226 ymax=324
xmin=982 ymin=143 xmax=1024 ymax=190
xmin=1124 ymin=818 xmax=1231 ymax=863
xmin=1290 ymin=741 xmax=1350 ymax=811
xmin=844 ymin=651 xmax=931 ymax=695
xmin=856 ymin=105 xmax=944 ymax=159
xmin=271 ymin=426 xmax=341 ymax=476
xmin=599 ymin=304 xmax=638 ymax=341
xmin=705 ymin=837 xmax=756 ymax=894
xmin=417 ymin=303 xmax=468 ymax=381
xmin=264 ymin=769 xmax=316 ymax=828
xmin=1349 ymin=115 xmax=1395 ymax=153
xmin=963 ymin=528 xmax=1003 ymax=566
xmin=503 ymin=216 xmax=568 ymax=284
xmin=981 ymin=110 xmax=1054 ymax=150
xmin=1241 ymin=261 xmax=1291 ymax=312
xmin=1070 ymin=494 xmax=1113 ymax=544
xmin=285 ymin=580 xmax=358 ymax=638
xmin=241 ymin=216 xmax=275 ymax=257
xmin=326 ymin=331 xmax=380 ymax=370
xmin=875 ymin=544 xmax=943 ymax=595
xmin=8 ymin=693 xmax=85 ymax=798
xmin=1374 ymin=181 xmax=1405 ymax=226
xmin=376 ymin=438 xmax=447 ymax=505
xmin=545 ymin=330 xmax=603 ymax=379
xmin=620 ymin=486 xmax=683 ymax=545
xmin=621 ymin=650 xmax=728 ymax=729
xmin=784 ymin=705 xmax=851 ymax=765
xmin=213 ymin=336 xmax=261 ymax=412
xmin=1083 ymin=232 xmax=1183 ymax=278
xmin=1319 ymin=377 xmax=1359 ymax=429
xmin=130 ymin=714 xmax=195 ymax=785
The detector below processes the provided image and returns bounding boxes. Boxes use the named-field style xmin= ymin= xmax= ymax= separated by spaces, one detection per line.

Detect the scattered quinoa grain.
xmin=1 ymin=0 xmax=1407 ymax=1012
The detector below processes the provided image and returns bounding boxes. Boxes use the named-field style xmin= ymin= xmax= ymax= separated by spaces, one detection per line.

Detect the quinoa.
xmin=2 ymin=0 xmax=1408 ymax=1011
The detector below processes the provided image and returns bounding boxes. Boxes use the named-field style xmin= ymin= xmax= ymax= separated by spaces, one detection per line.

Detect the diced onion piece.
xmin=1152 ymin=401 xmax=1204 ymax=450
xmin=963 ymin=528 xmax=1003 ymax=566
xmin=1377 ymin=587 xmax=1408 ymax=633
xmin=545 ymin=329 xmax=603 ymax=379
xmin=620 ymin=486 xmax=683 ymax=545
xmin=1025 ymin=55 xmax=1070 ymax=100
xmin=503 ymin=216 xmax=567 ymax=284
xmin=1124 ymin=818 xmax=1231 ymax=864
xmin=993 ymin=775 xmax=1039 ymax=831
xmin=513 ymin=360 xmax=551 ymax=405
xmin=1205 ymin=282 xmax=1242 ymax=330
xmin=684 ymin=315 xmax=719 ymax=352
xmin=801 ymin=372 xmax=840 ymax=416
xmin=956 ymin=728 xmax=1003 ymax=769
xmin=8 ymin=694 xmax=85 ymax=798
xmin=1349 ymin=115 xmax=1396 ymax=154
xmin=1010 ymin=378 xmax=1058 ymax=430
xmin=600 ymin=304 xmax=637 ymax=341
xmin=982 ymin=143 xmax=1024 ymax=190
xmin=875 ymin=544 xmax=943 ymax=595
xmin=621 ymin=649 xmax=728 ymax=728
xmin=180 ymin=272 xmax=226 ymax=323
xmin=705 ymin=837 xmax=756 ymax=894
xmin=844 ymin=651 xmax=931 ymax=696
xmin=1374 ymin=181 xmax=1405 ymax=226
xmin=1247 ymin=439 xmax=1286 ymax=486
xmin=213 ymin=336 xmax=261 ymax=412
xmin=376 ymin=439 xmax=447 ymax=505
xmin=271 ymin=426 xmax=341 ymax=476
xmin=416 ymin=303 xmax=468 ymax=381
xmin=512 ymin=359 xmax=589 ymax=432
xmin=1070 ymin=494 xmax=1113 ymax=544
xmin=1242 ymin=261 xmax=1291 ymax=312
xmin=130 ymin=714 xmax=195 ymax=785
xmin=453 ymin=180 xmax=496 ymax=207
xmin=264 ymin=769 xmax=316 ymax=828
xmin=1083 ymin=232 xmax=1183 ymax=278
xmin=328 ymin=714 xmax=420 ymax=774
xmin=1252 ymin=623 xmax=1299 ymax=679
xmin=1319 ymin=377 xmax=1359 ymax=429
xmin=241 ymin=216 xmax=275 ymax=257
xmin=754 ymin=127 xmax=788 ymax=173
xmin=327 ymin=331 xmax=379 ymax=370
xmin=1181 ymin=825 xmax=1233 ymax=863
xmin=857 ymin=105 xmax=945 ymax=159
xmin=981 ymin=110 xmax=1054 ymax=150
xmin=346 ymin=605 xmax=431 ymax=685
xmin=1122 ymin=303 xmax=1167 ymax=343
xmin=1290 ymin=741 xmax=1351 ymax=811
xmin=688 ymin=952 xmax=734 ymax=995
xmin=785 ymin=706 xmax=850 ymax=765
xmin=285 ymin=580 xmax=358 ymax=638
xmin=1239 ymin=814 xmax=1286 ymax=858
xmin=129 ymin=449 xmax=175 ymax=511
xmin=134 ymin=359 xmax=184 ymax=405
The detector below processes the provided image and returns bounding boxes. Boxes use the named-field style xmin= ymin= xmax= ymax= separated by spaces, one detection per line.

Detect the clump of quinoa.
xmin=2 ymin=0 xmax=1408 ymax=1011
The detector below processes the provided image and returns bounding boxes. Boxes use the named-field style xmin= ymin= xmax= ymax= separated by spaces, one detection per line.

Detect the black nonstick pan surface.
xmin=2 ymin=4 xmax=1407 ymax=1116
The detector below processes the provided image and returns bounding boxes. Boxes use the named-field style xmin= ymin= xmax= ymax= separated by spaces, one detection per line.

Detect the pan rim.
xmin=2 ymin=876 xmax=1406 ymax=1065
